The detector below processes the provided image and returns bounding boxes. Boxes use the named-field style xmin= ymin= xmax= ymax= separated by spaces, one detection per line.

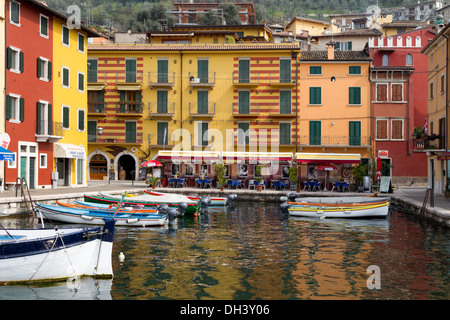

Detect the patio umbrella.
xmin=142 ymin=160 xmax=162 ymax=167
xmin=317 ymin=164 xmax=337 ymax=171
xmin=376 ymin=157 xmax=382 ymax=181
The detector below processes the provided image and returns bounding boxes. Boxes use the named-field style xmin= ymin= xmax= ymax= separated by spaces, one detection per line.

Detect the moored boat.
xmin=0 ymin=219 xmax=115 ymax=284
xmin=144 ymin=190 xmax=233 ymax=206
xmin=35 ymin=203 xmax=167 ymax=227
xmin=56 ymin=200 xmax=159 ymax=214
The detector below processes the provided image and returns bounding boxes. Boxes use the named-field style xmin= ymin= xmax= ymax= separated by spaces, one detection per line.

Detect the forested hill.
xmin=43 ymin=0 xmax=428 ymax=33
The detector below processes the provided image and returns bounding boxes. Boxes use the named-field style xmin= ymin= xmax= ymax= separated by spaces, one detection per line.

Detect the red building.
xmin=368 ymin=27 xmax=436 ymax=185
xmin=5 ymin=0 xmax=55 ymax=189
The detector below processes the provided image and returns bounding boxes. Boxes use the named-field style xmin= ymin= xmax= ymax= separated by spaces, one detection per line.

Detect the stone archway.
xmin=114 ymin=150 xmax=139 ymax=181
xmin=87 ymin=150 xmax=111 ymax=181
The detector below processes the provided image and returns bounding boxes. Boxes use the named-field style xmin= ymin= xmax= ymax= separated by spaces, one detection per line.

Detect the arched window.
xmin=406 ymin=54 xmax=413 ymax=65
xmin=382 ymin=54 xmax=389 ymax=66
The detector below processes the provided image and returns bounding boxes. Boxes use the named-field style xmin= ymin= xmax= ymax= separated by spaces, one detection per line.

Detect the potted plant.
xmin=149 ymin=176 xmax=160 ymax=189
xmin=350 ymin=163 xmax=367 ymax=192
xmin=288 ymin=165 xmax=299 ymax=192
xmin=214 ymin=163 xmax=228 ymax=191
xmin=255 ymin=165 xmax=263 ymax=191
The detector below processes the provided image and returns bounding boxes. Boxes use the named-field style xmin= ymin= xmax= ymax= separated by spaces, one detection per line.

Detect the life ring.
xmin=131 ymin=147 xmax=137 ymax=153
xmin=108 ymin=203 xmax=118 ymax=209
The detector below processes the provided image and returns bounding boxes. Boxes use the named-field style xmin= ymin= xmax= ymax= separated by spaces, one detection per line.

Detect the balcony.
xmin=188 ymin=72 xmax=215 ymax=89
xmin=148 ymin=102 xmax=175 ymax=120
xmin=88 ymin=102 xmax=106 ymax=116
xmin=89 ymin=71 xmax=144 ymax=85
xmin=268 ymin=103 xmax=296 ymax=118
xmin=116 ymin=102 xmax=143 ymax=117
xmin=89 ymin=132 xmax=143 ymax=145
xmin=268 ymin=72 xmax=297 ymax=88
xmin=232 ymin=71 xmax=260 ymax=88
xmin=35 ymin=121 xmax=63 ymax=143
xmin=298 ymin=135 xmax=371 ymax=148
xmin=413 ymin=136 xmax=445 ymax=152
xmin=147 ymin=133 xmax=174 ymax=150
xmin=232 ymin=103 xmax=260 ymax=118
xmin=189 ymin=102 xmax=215 ymax=119
xmin=148 ymin=72 xmax=176 ymax=89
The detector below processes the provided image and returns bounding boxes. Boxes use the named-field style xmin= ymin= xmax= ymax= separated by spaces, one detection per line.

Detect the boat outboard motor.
xmin=280 ymin=202 xmax=290 ymax=220
xmin=157 ymin=204 xmax=170 ymax=215
xmin=226 ymin=194 xmax=237 ymax=206
xmin=280 ymin=196 xmax=288 ymax=203
xmin=178 ymin=202 xmax=188 ymax=216
xmin=199 ymin=197 xmax=210 ymax=213
xmin=168 ymin=208 xmax=178 ymax=224
xmin=287 ymin=193 xmax=297 ymax=202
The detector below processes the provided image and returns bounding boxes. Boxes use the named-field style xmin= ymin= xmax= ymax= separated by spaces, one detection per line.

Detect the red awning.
xmin=437 ymin=152 xmax=450 ymax=160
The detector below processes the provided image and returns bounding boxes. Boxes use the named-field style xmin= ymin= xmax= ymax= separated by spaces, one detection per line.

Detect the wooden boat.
xmin=0 ymin=219 xmax=115 ymax=284
xmin=282 ymin=201 xmax=389 ymax=219
xmin=35 ymin=203 xmax=166 ymax=227
xmin=85 ymin=193 xmax=200 ymax=214
xmin=288 ymin=196 xmax=390 ymax=204
xmin=144 ymin=190 xmax=230 ymax=206
xmin=56 ymin=200 xmax=159 ymax=214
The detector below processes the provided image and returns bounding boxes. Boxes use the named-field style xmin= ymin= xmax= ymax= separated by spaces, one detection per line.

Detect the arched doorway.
xmin=118 ymin=154 xmax=136 ymax=180
xmin=89 ymin=154 xmax=108 ymax=180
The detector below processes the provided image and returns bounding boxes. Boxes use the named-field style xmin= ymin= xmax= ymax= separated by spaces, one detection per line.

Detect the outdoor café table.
xmin=196 ymin=179 xmax=204 ymax=188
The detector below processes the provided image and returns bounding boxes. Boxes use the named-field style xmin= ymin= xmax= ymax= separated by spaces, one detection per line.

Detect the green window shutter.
xmin=10 ymin=2 xmax=19 ymax=24
xmin=78 ymin=33 xmax=85 ymax=52
xmin=198 ymin=60 xmax=209 ymax=83
xmin=335 ymin=42 xmax=340 ymax=50
xmin=199 ymin=122 xmax=208 ymax=146
xmin=119 ymin=91 xmax=126 ymax=112
xmin=157 ymin=91 xmax=168 ymax=113
xmin=349 ymin=121 xmax=361 ymax=146
xmin=62 ymin=68 xmax=69 ymax=86
xmin=125 ymin=122 xmax=137 ymax=143
xmin=309 ymin=121 xmax=321 ymax=145
xmin=238 ymin=91 xmax=250 ymax=114
xmin=37 ymin=58 xmax=42 ymax=78
xmin=197 ymin=91 xmax=208 ymax=113
xmin=309 ymin=66 xmax=321 ymax=75
xmin=48 ymin=61 xmax=52 ymax=80
xmin=88 ymin=59 xmax=97 ymax=82
xmin=19 ymin=98 xmax=25 ymax=122
xmin=349 ymin=66 xmax=361 ymax=74
xmin=47 ymin=104 xmax=52 ymax=135
xmin=5 ymin=96 xmax=12 ymax=120
xmin=19 ymin=52 xmax=24 ymax=73
xmin=36 ymin=102 xmax=43 ymax=134
xmin=125 ymin=59 xmax=136 ymax=83
xmin=280 ymin=59 xmax=291 ymax=83
xmin=7 ymin=48 xmax=13 ymax=69
xmin=280 ymin=91 xmax=291 ymax=114
xmin=238 ymin=59 xmax=250 ymax=83
xmin=309 ymin=87 xmax=321 ymax=105
xmin=40 ymin=15 xmax=48 ymax=36
xmin=237 ymin=122 xmax=249 ymax=145
xmin=349 ymin=87 xmax=361 ymax=104
xmin=78 ymin=73 xmax=84 ymax=91
xmin=63 ymin=107 xmax=69 ymax=128
xmin=348 ymin=41 xmax=352 ymax=50
xmin=63 ymin=26 xmax=69 ymax=45
xmin=157 ymin=122 xmax=168 ymax=145
xmin=88 ymin=121 xmax=97 ymax=142
xmin=157 ymin=60 xmax=169 ymax=83
xmin=98 ymin=91 xmax=105 ymax=112
xmin=280 ymin=123 xmax=291 ymax=145
xmin=78 ymin=110 xmax=85 ymax=131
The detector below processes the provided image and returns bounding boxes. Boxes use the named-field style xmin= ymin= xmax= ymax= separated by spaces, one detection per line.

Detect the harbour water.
xmin=0 ymin=202 xmax=448 ymax=300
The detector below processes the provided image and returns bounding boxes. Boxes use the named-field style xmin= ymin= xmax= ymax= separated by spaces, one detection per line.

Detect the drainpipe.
xmin=443 ymin=33 xmax=449 ymax=191
xmin=179 ymin=50 xmax=183 ymax=150
xmin=293 ymin=50 xmax=299 ymax=153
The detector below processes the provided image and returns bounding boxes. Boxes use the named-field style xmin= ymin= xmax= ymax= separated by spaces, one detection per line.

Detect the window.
xmin=430 ymin=81 xmax=434 ymax=99
xmin=376 ymin=84 xmax=387 ymax=101
xmin=88 ymin=91 xmax=104 ymax=113
xmin=36 ymin=101 xmax=51 ymax=135
xmin=391 ymin=119 xmax=404 ymax=140
xmin=349 ymin=87 xmax=361 ymax=105
xmin=78 ymin=33 xmax=85 ymax=53
xmin=336 ymin=41 xmax=352 ymax=50
xmin=6 ymin=94 xmax=24 ymax=122
xmin=62 ymin=67 xmax=70 ymax=88
xmin=87 ymin=121 xmax=97 ymax=142
xmin=238 ymin=90 xmax=250 ymax=114
xmin=406 ymin=54 xmax=413 ymax=65
xmin=376 ymin=119 xmax=388 ymax=140
xmin=279 ymin=122 xmax=291 ymax=145
xmin=309 ymin=121 xmax=321 ymax=145
xmin=157 ymin=90 xmax=168 ymax=113
xmin=441 ymin=74 xmax=445 ymax=94
xmin=391 ymin=84 xmax=403 ymax=101
xmin=349 ymin=121 xmax=361 ymax=145
xmin=37 ymin=57 xmax=51 ymax=81
xmin=87 ymin=59 xmax=97 ymax=82
xmin=382 ymin=54 xmax=389 ymax=66
xmin=40 ymin=14 xmax=49 ymax=38
xmin=197 ymin=59 xmax=209 ymax=83
xmin=280 ymin=59 xmax=291 ymax=83
xmin=237 ymin=122 xmax=250 ymax=145
xmin=309 ymin=87 xmax=321 ymax=105
xmin=62 ymin=106 xmax=70 ymax=129
xmin=349 ymin=66 xmax=361 ymax=75
xmin=157 ymin=59 xmax=169 ymax=83
xmin=78 ymin=72 xmax=85 ymax=92
xmin=62 ymin=26 xmax=70 ymax=46
xmin=197 ymin=90 xmax=208 ymax=114
xmin=309 ymin=66 xmax=322 ymax=75
xmin=6 ymin=47 xmax=23 ymax=73
xmin=125 ymin=59 xmax=136 ymax=83
xmin=119 ymin=90 xmax=141 ymax=113
xmin=39 ymin=154 xmax=47 ymax=169
xmin=78 ymin=109 xmax=85 ymax=131
xmin=280 ymin=90 xmax=291 ymax=114
xmin=9 ymin=1 xmax=20 ymax=25
xmin=125 ymin=122 xmax=137 ymax=143
xmin=157 ymin=122 xmax=169 ymax=146
xmin=197 ymin=121 xmax=209 ymax=146
xmin=238 ymin=59 xmax=250 ymax=83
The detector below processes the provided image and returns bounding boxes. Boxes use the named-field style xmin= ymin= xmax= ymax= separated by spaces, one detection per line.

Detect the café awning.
xmin=222 ymin=152 xmax=293 ymax=163
xmin=437 ymin=152 xmax=450 ymax=160
xmin=0 ymin=146 xmax=15 ymax=162
xmin=54 ymin=143 xmax=86 ymax=159
xmin=155 ymin=150 xmax=221 ymax=162
xmin=295 ymin=153 xmax=361 ymax=164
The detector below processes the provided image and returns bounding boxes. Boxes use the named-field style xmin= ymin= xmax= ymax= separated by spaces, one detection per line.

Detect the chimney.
xmin=326 ymin=40 xmax=336 ymax=60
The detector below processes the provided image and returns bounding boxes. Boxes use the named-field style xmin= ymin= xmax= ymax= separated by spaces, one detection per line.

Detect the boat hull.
xmin=144 ymin=190 xmax=227 ymax=206
xmin=288 ymin=202 xmax=389 ymax=218
xmin=36 ymin=204 xmax=166 ymax=227
xmin=0 ymin=220 xmax=115 ymax=284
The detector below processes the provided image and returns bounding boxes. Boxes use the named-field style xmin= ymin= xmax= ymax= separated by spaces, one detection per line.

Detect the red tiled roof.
xmin=88 ymin=43 xmax=301 ymax=51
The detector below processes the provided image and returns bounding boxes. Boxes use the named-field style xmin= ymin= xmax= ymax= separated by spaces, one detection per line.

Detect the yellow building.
xmin=0 ymin=0 xmax=6 ymax=192
xmin=422 ymin=24 xmax=449 ymax=196
xmin=297 ymin=42 xmax=372 ymax=185
xmin=380 ymin=20 xmax=430 ymax=37
xmin=51 ymin=16 xmax=101 ymax=187
xmin=87 ymin=42 xmax=300 ymax=182
xmin=284 ymin=16 xmax=330 ymax=37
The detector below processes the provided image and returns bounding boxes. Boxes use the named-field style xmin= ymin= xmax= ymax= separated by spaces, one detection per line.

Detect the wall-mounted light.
xmin=331 ymin=76 xmax=336 ymax=82
xmin=98 ymin=126 xmax=103 ymax=135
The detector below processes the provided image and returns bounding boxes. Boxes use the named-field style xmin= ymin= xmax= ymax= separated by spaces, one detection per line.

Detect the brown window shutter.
xmin=377 ymin=120 xmax=388 ymax=139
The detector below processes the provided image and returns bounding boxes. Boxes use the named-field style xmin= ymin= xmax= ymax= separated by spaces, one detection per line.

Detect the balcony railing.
xmin=148 ymin=72 xmax=176 ymax=88
xmin=116 ymin=102 xmax=143 ymax=116
xmin=88 ymin=71 xmax=144 ymax=83
xmin=232 ymin=103 xmax=260 ymax=117
xmin=413 ymin=137 xmax=445 ymax=151
xmin=298 ymin=135 xmax=371 ymax=147
xmin=189 ymin=102 xmax=215 ymax=119
xmin=147 ymin=133 xmax=174 ymax=149
xmin=88 ymin=102 xmax=106 ymax=115
xmin=232 ymin=71 xmax=260 ymax=87
xmin=89 ymin=132 xmax=143 ymax=144
xmin=36 ymin=121 xmax=63 ymax=143
xmin=188 ymin=72 xmax=215 ymax=88
xmin=148 ymin=102 xmax=175 ymax=119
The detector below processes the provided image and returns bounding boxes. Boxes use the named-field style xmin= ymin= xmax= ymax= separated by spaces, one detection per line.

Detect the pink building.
xmin=368 ymin=27 xmax=436 ymax=185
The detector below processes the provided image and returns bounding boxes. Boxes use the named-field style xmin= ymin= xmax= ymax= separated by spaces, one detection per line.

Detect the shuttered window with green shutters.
xmin=238 ymin=59 xmax=250 ymax=83
xmin=280 ymin=90 xmax=291 ymax=114
xmin=280 ymin=59 xmax=291 ymax=83
xmin=10 ymin=1 xmax=20 ymax=24
xmin=125 ymin=122 xmax=137 ymax=143
xmin=198 ymin=122 xmax=209 ymax=146
xmin=62 ymin=26 xmax=70 ymax=46
xmin=309 ymin=66 xmax=322 ymax=75
xmin=88 ymin=59 xmax=97 ymax=83
xmin=78 ymin=109 xmax=85 ymax=131
xmin=349 ymin=121 xmax=361 ymax=146
xmin=237 ymin=122 xmax=249 ymax=145
xmin=197 ymin=91 xmax=208 ymax=114
xmin=157 ymin=122 xmax=168 ymax=146
xmin=78 ymin=33 xmax=85 ymax=52
xmin=6 ymin=95 xmax=24 ymax=122
xmin=36 ymin=103 xmax=52 ymax=135
xmin=78 ymin=72 xmax=85 ymax=91
xmin=7 ymin=47 xmax=24 ymax=73
xmin=238 ymin=91 xmax=250 ymax=114
xmin=309 ymin=87 xmax=321 ymax=105
xmin=309 ymin=121 xmax=321 ymax=145
xmin=349 ymin=87 xmax=361 ymax=105
xmin=40 ymin=15 xmax=48 ymax=37
xmin=125 ymin=59 xmax=136 ymax=83
xmin=62 ymin=67 xmax=69 ymax=87
xmin=349 ymin=66 xmax=361 ymax=74
xmin=198 ymin=59 xmax=209 ymax=83
xmin=62 ymin=106 xmax=70 ymax=129
xmin=280 ymin=123 xmax=291 ymax=145
xmin=157 ymin=91 xmax=168 ymax=113
xmin=88 ymin=121 xmax=97 ymax=142
xmin=158 ymin=59 xmax=169 ymax=83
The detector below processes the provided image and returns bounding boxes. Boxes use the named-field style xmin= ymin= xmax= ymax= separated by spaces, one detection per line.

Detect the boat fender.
xmin=316 ymin=210 xmax=324 ymax=214
xmin=81 ymin=215 xmax=94 ymax=220
xmin=280 ymin=196 xmax=288 ymax=202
